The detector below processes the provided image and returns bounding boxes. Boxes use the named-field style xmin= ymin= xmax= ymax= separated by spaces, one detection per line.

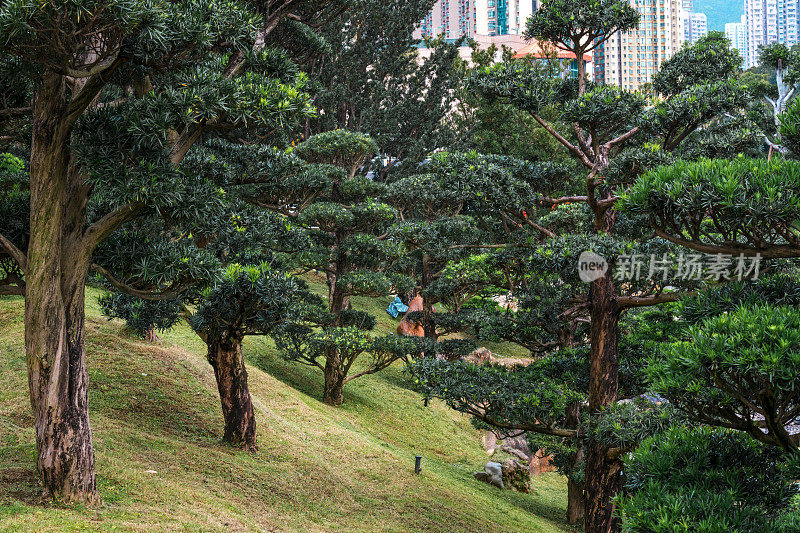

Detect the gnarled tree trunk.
xmin=420 ymin=253 xmax=437 ymax=340
xmin=322 ymin=354 xmax=346 ymax=406
xmin=584 ymin=271 xmax=621 ymax=533
xmin=565 ymin=401 xmax=585 ymax=525
xmin=25 ymin=71 xmax=98 ymax=503
xmin=207 ymin=333 xmax=257 ymax=451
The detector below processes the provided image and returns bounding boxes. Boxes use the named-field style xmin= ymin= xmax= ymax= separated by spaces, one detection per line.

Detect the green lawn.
xmin=0 ymin=286 xmax=570 ymax=532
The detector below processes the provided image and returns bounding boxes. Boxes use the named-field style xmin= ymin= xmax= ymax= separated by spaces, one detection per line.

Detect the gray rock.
xmin=473 ymin=461 xmax=504 ymax=489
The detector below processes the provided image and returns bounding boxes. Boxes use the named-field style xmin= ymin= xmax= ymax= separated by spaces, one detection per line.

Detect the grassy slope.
xmin=0 ymin=286 xmax=569 ymax=532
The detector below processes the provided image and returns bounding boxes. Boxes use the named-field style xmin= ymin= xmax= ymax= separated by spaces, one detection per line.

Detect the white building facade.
xmin=595 ymin=0 xmax=685 ymax=90
xmin=744 ymin=0 xmax=800 ymax=69
xmin=725 ymin=15 xmax=748 ymax=67
xmin=415 ymin=0 xmax=536 ymax=40
xmin=683 ymin=11 xmax=708 ymax=43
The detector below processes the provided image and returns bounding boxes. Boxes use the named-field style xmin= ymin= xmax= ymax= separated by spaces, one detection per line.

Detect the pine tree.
xmin=0 ymin=0 xmax=341 ymax=503
xmin=418 ymin=12 xmax=753 ymax=532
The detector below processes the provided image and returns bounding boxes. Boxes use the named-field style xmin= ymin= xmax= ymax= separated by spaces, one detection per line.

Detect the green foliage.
xmin=652 ymin=32 xmax=743 ymax=96
xmin=309 ymin=0 xmax=461 ymax=176
xmin=99 ymin=293 xmax=182 ymax=338
xmin=648 ymin=304 xmax=800 ymax=449
xmin=294 ymin=129 xmax=378 ymax=173
xmin=760 ymin=42 xmax=800 ymax=82
xmin=585 ymin=400 xmax=687 ymax=452
xmin=413 ymin=356 xmax=583 ymax=436
xmin=618 ymin=426 xmax=800 ymax=532
xmin=780 ymin=97 xmax=800 ymax=156
xmin=563 ymin=85 xmax=645 ymax=134
xmin=622 ymin=157 xmax=800 ymax=253
xmin=191 ymin=263 xmax=307 ymax=342
xmin=524 ymin=0 xmax=639 ymax=53
xmin=680 ymin=274 xmax=800 ymax=324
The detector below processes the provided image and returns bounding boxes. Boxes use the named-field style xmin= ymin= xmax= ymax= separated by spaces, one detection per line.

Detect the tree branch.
xmin=653 ymin=227 xmax=800 ymax=259
xmin=0 ymin=232 xmax=26 ymax=271
xmin=83 ymin=202 xmax=145 ymax=252
xmin=91 ymin=263 xmax=194 ymax=300
xmin=0 ymin=107 xmax=31 ymax=119
xmin=0 ymin=283 xmax=24 ymax=296
xmin=531 ymin=114 xmax=594 ymax=169
xmin=616 ymin=291 xmax=688 ymax=310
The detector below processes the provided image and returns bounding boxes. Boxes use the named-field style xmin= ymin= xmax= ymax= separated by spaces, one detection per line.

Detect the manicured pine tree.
xmin=0 ymin=0 xmax=340 ymax=502
xmin=624 ymin=158 xmax=800 ymax=451
xmin=190 ymin=263 xmax=314 ymax=451
xmin=383 ymin=151 xmax=534 ymax=340
xmin=433 ymin=12 xmax=751 ymax=531
xmin=261 ymin=129 xmax=420 ymax=406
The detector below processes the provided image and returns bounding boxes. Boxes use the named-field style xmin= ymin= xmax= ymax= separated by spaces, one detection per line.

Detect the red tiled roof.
xmin=513 ymin=41 xmax=592 ymax=62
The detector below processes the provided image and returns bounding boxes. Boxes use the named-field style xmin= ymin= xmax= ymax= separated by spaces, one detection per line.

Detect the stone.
xmin=466 ymin=347 xmax=498 ymax=364
xmin=501 ymin=459 xmax=531 ymax=493
xmin=481 ymin=431 xmax=498 ymax=455
xmin=473 ymin=461 xmax=504 ymax=489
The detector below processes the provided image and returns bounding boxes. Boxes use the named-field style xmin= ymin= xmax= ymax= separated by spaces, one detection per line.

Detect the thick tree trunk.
xmin=584 ymin=271 xmax=621 ymax=533
xmin=322 ymin=355 xmax=345 ymax=406
xmin=25 ymin=71 xmax=98 ymax=504
xmin=565 ymin=401 xmax=585 ymax=525
xmin=207 ymin=334 xmax=257 ymax=451
xmin=567 ymin=479 xmax=586 ymax=526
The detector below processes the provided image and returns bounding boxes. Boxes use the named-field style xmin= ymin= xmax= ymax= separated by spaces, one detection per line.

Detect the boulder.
xmin=466 ymin=347 xmax=498 ymax=364
xmin=501 ymin=459 xmax=531 ymax=493
xmin=473 ymin=461 xmax=504 ymax=489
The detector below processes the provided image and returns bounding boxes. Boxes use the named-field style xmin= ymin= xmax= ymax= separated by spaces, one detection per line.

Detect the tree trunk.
xmin=327 ymin=271 xmax=351 ymax=311
xmin=322 ymin=354 xmax=345 ymax=406
xmin=584 ymin=271 xmax=621 ymax=533
xmin=144 ymin=326 xmax=159 ymax=343
xmin=421 ymin=253 xmax=437 ymax=340
xmin=576 ymin=49 xmax=587 ymax=96
xmin=207 ymin=333 xmax=257 ymax=451
xmin=25 ymin=71 xmax=98 ymax=504
xmin=565 ymin=401 xmax=585 ymax=525
xmin=567 ymin=478 xmax=586 ymax=526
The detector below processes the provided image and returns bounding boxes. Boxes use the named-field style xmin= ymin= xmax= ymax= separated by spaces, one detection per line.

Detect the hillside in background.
xmin=695 ymin=0 xmax=744 ymax=32
xmin=0 ymin=286 xmax=569 ymax=532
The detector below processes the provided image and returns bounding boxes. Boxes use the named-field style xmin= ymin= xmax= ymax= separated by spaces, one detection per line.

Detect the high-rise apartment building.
xmin=684 ymin=11 xmax=708 ymax=43
xmin=415 ymin=0 xmax=536 ymax=40
xmin=417 ymin=0 xmax=476 ymax=40
xmin=725 ymin=15 xmax=748 ymax=67
xmin=594 ymin=0 xmax=685 ymax=90
xmin=744 ymin=0 xmax=800 ymax=69
xmin=475 ymin=0 xmax=536 ymax=36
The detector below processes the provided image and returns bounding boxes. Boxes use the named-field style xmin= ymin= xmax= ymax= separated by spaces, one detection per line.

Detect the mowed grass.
xmin=0 ymin=284 xmax=570 ymax=532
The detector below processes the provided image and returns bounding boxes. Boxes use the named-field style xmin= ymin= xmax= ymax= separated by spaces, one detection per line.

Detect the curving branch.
xmin=652 ymin=227 xmax=800 ymax=259
xmin=91 ymin=263 xmax=195 ymax=301
xmin=531 ymin=114 xmax=594 ymax=169
xmin=83 ymin=202 xmax=145 ymax=252
xmin=0 ymin=232 xmax=26 ymax=271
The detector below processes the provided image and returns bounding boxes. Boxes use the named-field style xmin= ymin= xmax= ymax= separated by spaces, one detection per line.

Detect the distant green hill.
xmin=695 ymin=0 xmax=744 ymax=32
